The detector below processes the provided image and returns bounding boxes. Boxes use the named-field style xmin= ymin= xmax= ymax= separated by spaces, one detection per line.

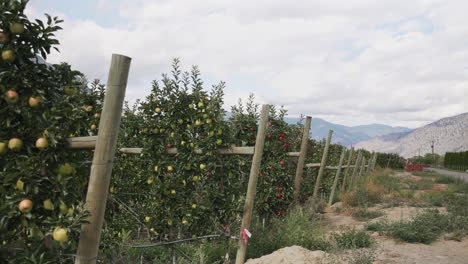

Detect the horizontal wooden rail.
xmin=304 ymin=163 xmax=366 ymax=170
xmin=68 ymin=136 xmax=300 ymax=156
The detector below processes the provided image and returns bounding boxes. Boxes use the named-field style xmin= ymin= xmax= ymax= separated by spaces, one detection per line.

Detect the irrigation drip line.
xmin=124 ymin=234 xmax=239 ymax=248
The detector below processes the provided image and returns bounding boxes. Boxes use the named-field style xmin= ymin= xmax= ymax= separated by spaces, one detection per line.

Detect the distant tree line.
xmin=409 ymin=153 xmax=444 ymax=167
xmin=444 ymin=151 xmax=468 ymax=171
xmin=375 ymin=153 xmax=406 ymax=169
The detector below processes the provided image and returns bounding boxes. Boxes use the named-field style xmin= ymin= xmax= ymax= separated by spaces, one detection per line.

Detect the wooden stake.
xmin=365 ymin=153 xmax=373 ymax=175
xmin=328 ymin=147 xmax=346 ymax=206
xmin=358 ymin=156 xmax=367 ymax=179
xmin=235 ymin=104 xmax=270 ymax=264
xmin=340 ymin=148 xmax=354 ymax=191
xmin=348 ymin=151 xmax=362 ymax=190
xmin=371 ymin=153 xmax=378 ymax=171
xmin=75 ymin=54 xmax=131 ymax=264
xmin=293 ymin=116 xmax=312 ymax=204
xmin=312 ymin=129 xmax=333 ymax=201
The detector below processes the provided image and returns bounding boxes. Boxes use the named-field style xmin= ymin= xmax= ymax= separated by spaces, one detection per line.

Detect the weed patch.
xmin=332 ymin=229 xmax=373 ymax=249
xmin=352 ymin=208 xmax=384 ymax=221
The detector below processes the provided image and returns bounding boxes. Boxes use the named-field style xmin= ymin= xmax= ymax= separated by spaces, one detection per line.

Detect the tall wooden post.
xmin=312 ymin=129 xmax=333 ymax=201
xmin=365 ymin=153 xmax=373 ymax=175
xmin=293 ymin=116 xmax=312 ymax=204
xmin=235 ymin=105 xmax=269 ymax=264
xmin=348 ymin=151 xmax=362 ymax=190
xmin=370 ymin=153 xmax=378 ymax=171
xmin=75 ymin=54 xmax=131 ymax=264
xmin=328 ymin=147 xmax=346 ymax=206
xmin=358 ymin=156 xmax=367 ymax=179
xmin=340 ymin=148 xmax=354 ymax=191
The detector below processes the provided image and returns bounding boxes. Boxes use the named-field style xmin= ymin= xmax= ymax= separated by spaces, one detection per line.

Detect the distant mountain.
xmin=355 ymin=112 xmax=468 ymax=158
xmin=283 ymin=117 xmax=411 ymax=146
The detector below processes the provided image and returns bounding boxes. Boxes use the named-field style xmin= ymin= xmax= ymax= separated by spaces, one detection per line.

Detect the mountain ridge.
xmin=355 ymin=112 xmax=468 ymax=158
xmin=283 ymin=117 xmax=412 ymax=146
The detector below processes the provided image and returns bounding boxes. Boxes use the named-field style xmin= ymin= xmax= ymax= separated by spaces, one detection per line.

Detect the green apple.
xmin=53 ymin=227 xmax=68 ymax=242
xmin=43 ymin=199 xmax=54 ymax=211
xmin=58 ymin=163 xmax=74 ymax=175
xmin=1 ymin=50 xmax=16 ymax=63
xmin=16 ymin=179 xmax=24 ymax=191
xmin=0 ymin=142 xmax=7 ymax=154
xmin=8 ymin=138 xmax=23 ymax=151
xmin=59 ymin=203 xmax=68 ymax=215
xmin=10 ymin=23 xmax=25 ymax=34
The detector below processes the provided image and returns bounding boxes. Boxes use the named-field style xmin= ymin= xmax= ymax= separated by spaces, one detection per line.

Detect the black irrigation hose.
xmin=124 ymin=234 xmax=239 ymax=248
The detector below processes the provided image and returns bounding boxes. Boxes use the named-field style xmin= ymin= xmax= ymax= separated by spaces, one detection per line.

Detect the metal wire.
xmin=123 ymin=234 xmax=239 ymax=248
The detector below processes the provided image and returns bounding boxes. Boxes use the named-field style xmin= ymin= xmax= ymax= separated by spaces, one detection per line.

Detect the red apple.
xmin=1 ymin=50 xmax=16 ymax=62
xmin=5 ymin=90 xmax=19 ymax=104
xmin=0 ymin=32 xmax=8 ymax=44
xmin=279 ymin=160 xmax=285 ymax=165
xmin=267 ymin=135 xmax=273 ymax=140
xmin=19 ymin=199 xmax=33 ymax=213
xmin=28 ymin=96 xmax=42 ymax=107
xmin=276 ymin=194 xmax=282 ymax=198
xmin=268 ymin=122 xmax=273 ymax=127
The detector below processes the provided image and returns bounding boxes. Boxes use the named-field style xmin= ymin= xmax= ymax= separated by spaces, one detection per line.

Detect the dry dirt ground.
xmin=246 ymin=171 xmax=468 ymax=264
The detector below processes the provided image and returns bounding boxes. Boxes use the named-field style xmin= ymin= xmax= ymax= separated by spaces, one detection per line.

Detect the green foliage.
xmin=375 ymin=152 xmax=406 ymax=169
xmin=0 ymin=1 xmax=101 ymax=263
xmin=332 ymin=229 xmax=372 ymax=249
xmin=366 ymin=209 xmax=468 ymax=244
xmin=246 ymin=208 xmax=330 ymax=259
xmin=444 ymin=151 xmax=468 ymax=170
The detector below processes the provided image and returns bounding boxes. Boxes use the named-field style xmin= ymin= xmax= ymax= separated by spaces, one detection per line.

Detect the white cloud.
xmin=26 ymin=0 xmax=468 ymax=128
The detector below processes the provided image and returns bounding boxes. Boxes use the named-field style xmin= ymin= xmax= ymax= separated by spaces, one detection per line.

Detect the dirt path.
xmin=426 ymin=168 xmax=468 ymax=181
xmin=246 ymin=171 xmax=468 ymax=264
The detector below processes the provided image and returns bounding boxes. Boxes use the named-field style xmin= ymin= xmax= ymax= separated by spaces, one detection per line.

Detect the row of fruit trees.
xmin=0 ymin=1 xmax=376 ymax=263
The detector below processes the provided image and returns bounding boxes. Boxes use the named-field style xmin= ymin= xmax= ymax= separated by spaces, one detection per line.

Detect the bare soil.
xmin=245 ymin=171 xmax=468 ymax=264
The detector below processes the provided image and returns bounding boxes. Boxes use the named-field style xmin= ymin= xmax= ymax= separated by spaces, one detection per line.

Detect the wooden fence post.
xmin=340 ymin=148 xmax=354 ymax=191
xmin=328 ymin=147 xmax=346 ymax=206
xmin=348 ymin=151 xmax=362 ymax=190
xmin=371 ymin=153 xmax=378 ymax=171
xmin=312 ymin=129 xmax=333 ymax=202
xmin=75 ymin=54 xmax=131 ymax=264
xmin=235 ymin=104 xmax=270 ymax=264
xmin=358 ymin=156 xmax=367 ymax=179
xmin=293 ymin=116 xmax=312 ymax=204
xmin=365 ymin=153 xmax=373 ymax=175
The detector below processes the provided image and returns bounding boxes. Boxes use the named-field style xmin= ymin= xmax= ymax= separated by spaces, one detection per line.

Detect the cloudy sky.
xmin=27 ymin=0 xmax=468 ymax=128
